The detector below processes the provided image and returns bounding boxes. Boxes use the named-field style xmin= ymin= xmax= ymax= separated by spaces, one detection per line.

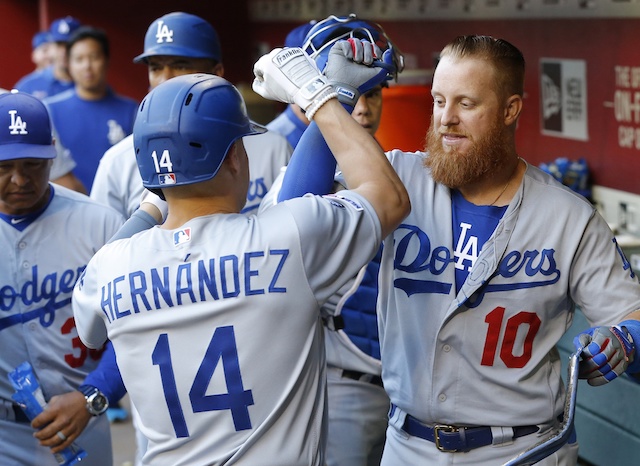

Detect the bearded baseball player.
xmin=278 ymin=34 xmax=640 ymax=465
xmin=72 ymin=42 xmax=408 ymax=465
xmin=90 ymin=12 xmax=292 ymax=218
xmin=0 ymin=90 xmax=123 ymax=465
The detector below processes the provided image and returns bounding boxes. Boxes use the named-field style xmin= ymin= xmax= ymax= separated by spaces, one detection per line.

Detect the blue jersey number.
xmin=152 ymin=326 xmax=255 ymax=438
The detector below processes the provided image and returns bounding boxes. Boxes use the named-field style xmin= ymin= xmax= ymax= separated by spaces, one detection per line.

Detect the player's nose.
xmin=10 ymin=169 xmax=30 ymax=187
xmin=439 ymin=103 xmax=460 ymax=126
xmin=352 ymin=97 xmax=371 ymax=117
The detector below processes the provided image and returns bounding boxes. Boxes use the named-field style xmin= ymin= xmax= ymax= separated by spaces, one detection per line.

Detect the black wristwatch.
xmin=78 ymin=385 xmax=109 ymax=416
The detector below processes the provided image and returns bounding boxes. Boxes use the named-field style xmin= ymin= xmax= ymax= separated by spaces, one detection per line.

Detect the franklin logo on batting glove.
xmin=274 ymin=48 xmax=303 ymax=66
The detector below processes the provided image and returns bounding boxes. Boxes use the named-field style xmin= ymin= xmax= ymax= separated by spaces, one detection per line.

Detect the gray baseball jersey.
xmin=378 ymin=151 xmax=640 ymax=465
xmin=261 ymin=169 xmax=387 ymax=466
xmin=49 ymin=129 xmax=77 ymax=180
xmin=261 ymin=169 xmax=381 ymax=375
xmin=91 ymin=129 xmax=292 ymax=218
xmin=0 ymin=185 xmax=123 ymax=465
xmin=73 ymin=191 xmax=381 ymax=465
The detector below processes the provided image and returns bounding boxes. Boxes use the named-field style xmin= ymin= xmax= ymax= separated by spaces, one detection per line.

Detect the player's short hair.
xmin=439 ymin=35 xmax=525 ymax=99
xmin=66 ymin=26 xmax=110 ymax=59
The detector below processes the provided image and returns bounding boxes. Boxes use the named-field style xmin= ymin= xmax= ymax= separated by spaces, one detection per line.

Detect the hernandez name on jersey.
xmin=94 ymin=244 xmax=289 ymax=321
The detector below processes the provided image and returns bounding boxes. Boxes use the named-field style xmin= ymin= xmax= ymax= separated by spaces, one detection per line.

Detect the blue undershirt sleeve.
xmin=82 ymin=342 xmax=126 ymax=404
xmin=277 ymin=103 xmax=355 ymax=202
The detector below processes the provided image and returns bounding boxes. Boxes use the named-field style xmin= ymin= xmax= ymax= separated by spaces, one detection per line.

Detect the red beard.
xmin=424 ymin=116 xmax=512 ymax=189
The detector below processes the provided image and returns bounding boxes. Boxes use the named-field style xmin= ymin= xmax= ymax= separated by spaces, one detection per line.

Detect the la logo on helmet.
xmin=8 ymin=110 xmax=27 ymax=135
xmin=155 ymin=20 xmax=174 ymax=43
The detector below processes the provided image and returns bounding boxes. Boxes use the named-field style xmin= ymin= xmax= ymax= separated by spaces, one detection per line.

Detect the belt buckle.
xmin=434 ymin=424 xmax=459 ymax=452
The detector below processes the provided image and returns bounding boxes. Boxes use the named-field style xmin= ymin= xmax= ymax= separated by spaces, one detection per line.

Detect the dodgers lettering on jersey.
xmin=0 ymin=264 xmax=84 ymax=331
xmin=97 ymin=249 xmax=289 ymax=323
xmin=393 ymin=222 xmax=562 ymax=306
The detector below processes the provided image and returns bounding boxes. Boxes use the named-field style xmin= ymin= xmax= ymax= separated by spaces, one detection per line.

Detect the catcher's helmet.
xmin=302 ymin=13 xmax=404 ymax=80
xmin=133 ymin=12 xmax=222 ymax=64
xmin=134 ymin=74 xmax=266 ymax=194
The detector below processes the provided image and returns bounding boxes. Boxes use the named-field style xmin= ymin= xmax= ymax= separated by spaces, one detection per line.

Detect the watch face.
xmin=91 ymin=395 xmax=108 ymax=413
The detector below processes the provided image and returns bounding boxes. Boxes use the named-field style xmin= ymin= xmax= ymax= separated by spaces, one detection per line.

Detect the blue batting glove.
xmin=574 ymin=325 xmax=635 ymax=386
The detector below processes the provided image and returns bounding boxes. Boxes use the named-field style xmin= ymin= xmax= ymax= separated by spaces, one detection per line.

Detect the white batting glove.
xmin=140 ymin=189 xmax=168 ymax=223
xmin=324 ymin=38 xmax=390 ymax=108
xmin=253 ymin=47 xmax=338 ymax=120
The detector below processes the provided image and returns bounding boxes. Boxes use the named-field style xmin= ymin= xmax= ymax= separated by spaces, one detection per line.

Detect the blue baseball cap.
xmin=133 ymin=12 xmax=222 ymax=64
xmin=32 ymin=31 xmax=51 ymax=49
xmin=285 ymin=21 xmax=317 ymax=48
xmin=49 ymin=16 xmax=82 ymax=42
xmin=0 ymin=90 xmax=56 ymax=161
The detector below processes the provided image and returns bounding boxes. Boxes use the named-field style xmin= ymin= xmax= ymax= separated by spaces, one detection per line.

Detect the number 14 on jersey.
xmin=152 ymin=325 xmax=255 ymax=437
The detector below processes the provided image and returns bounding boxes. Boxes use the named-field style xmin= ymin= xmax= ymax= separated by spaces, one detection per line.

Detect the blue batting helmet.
xmin=285 ymin=21 xmax=316 ymax=48
xmin=133 ymin=12 xmax=222 ymax=64
xmin=302 ymin=13 xmax=404 ymax=80
xmin=134 ymin=74 xmax=265 ymax=194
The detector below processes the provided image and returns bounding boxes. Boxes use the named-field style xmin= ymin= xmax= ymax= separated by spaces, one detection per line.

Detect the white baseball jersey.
xmin=0 ymin=185 xmax=123 ymax=465
xmin=73 ymin=191 xmax=381 ymax=466
xmin=378 ymin=151 xmax=640 ymax=464
xmin=91 ymin=129 xmax=292 ymax=219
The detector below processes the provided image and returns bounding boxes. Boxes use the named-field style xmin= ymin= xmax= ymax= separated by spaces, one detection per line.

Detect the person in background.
xmin=279 ymin=33 xmax=640 ymax=465
xmin=30 ymin=31 xmax=53 ymax=72
xmin=0 ymin=87 xmax=84 ymax=193
xmin=13 ymin=17 xmax=87 ymax=194
xmin=260 ymin=14 xmax=404 ymax=466
xmin=0 ymin=90 xmax=123 ymax=466
xmin=14 ymin=16 xmax=82 ymax=100
xmin=90 ymin=11 xmax=292 ymax=219
xmin=44 ymin=26 xmax=138 ymax=193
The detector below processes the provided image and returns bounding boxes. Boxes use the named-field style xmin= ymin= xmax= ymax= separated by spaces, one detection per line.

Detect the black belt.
xmin=341 ymin=369 xmax=384 ymax=387
xmin=12 ymin=404 xmax=31 ymax=423
xmin=402 ymin=413 xmax=538 ymax=452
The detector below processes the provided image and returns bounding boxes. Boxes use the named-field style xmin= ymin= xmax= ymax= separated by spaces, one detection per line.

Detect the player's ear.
xmin=222 ymin=143 xmax=240 ymax=174
xmin=504 ymin=94 xmax=522 ymax=126
xmin=212 ymin=62 xmax=224 ymax=78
